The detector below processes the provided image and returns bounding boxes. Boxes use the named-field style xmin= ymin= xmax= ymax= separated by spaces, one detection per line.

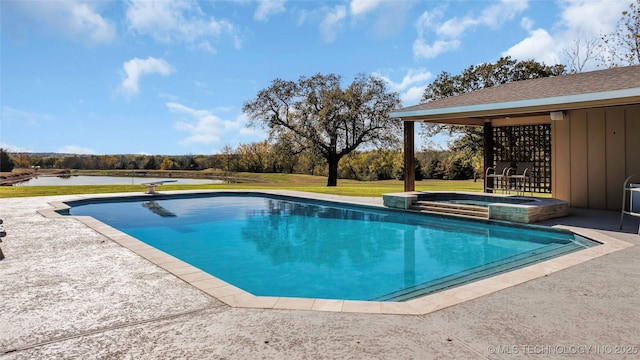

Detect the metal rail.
xmin=619 ymin=174 xmax=640 ymax=234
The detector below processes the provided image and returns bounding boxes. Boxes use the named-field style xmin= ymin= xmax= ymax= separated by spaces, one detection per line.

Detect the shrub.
xmin=448 ymin=158 xmax=474 ymax=180
xmin=0 ymin=148 xmax=15 ymax=172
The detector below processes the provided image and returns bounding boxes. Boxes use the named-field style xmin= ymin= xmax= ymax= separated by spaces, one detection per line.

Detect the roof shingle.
xmin=399 ymin=65 xmax=640 ymax=112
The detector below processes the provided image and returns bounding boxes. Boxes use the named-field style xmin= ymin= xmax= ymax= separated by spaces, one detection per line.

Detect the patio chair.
xmin=510 ymin=162 xmax=534 ymax=196
xmin=485 ymin=161 xmax=513 ymax=193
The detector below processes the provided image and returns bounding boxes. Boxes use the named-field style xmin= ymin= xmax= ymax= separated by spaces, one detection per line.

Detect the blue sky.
xmin=0 ymin=0 xmax=630 ymax=155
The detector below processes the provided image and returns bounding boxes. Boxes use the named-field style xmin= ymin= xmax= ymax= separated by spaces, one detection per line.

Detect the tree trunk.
xmin=326 ymin=156 xmax=339 ymax=186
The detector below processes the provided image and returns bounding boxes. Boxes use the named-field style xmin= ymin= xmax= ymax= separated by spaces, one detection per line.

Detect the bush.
xmin=425 ymin=158 xmax=446 ymax=179
xmin=0 ymin=148 xmax=15 ymax=172
xmin=448 ymin=158 xmax=474 ymax=180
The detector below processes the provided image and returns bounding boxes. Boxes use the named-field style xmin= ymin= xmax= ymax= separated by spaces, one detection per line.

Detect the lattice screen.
xmin=492 ymin=124 xmax=552 ymax=193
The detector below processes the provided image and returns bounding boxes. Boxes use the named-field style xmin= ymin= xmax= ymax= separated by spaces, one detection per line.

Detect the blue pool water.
xmin=67 ymin=193 xmax=597 ymax=301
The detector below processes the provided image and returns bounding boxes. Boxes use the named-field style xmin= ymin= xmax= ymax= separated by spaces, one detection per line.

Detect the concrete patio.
xmin=1 ymin=193 xmax=638 ymax=359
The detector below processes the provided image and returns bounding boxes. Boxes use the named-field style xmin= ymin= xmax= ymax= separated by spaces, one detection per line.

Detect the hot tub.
xmin=383 ymin=191 xmax=570 ymax=223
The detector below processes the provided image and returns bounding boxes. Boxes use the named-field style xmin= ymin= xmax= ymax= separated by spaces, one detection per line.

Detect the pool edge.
xmin=40 ymin=190 xmax=634 ymax=316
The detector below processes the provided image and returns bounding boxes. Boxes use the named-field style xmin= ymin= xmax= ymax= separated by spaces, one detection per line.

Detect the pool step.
xmin=410 ymin=201 xmax=489 ymax=219
xmin=373 ymin=242 xmax=585 ymax=302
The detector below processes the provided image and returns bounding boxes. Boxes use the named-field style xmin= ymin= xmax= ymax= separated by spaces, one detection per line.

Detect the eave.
xmin=390 ymin=88 xmax=640 ymax=125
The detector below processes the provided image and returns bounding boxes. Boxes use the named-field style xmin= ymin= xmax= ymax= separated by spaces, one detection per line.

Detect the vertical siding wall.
xmin=553 ymin=104 xmax=640 ymax=210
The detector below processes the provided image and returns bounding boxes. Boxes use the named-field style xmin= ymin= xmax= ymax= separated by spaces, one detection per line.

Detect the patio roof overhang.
xmin=390 ymin=87 xmax=640 ymax=125
xmin=393 ymin=85 xmax=640 ymax=192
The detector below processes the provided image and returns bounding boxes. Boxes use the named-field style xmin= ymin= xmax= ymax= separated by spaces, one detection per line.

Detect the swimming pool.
xmin=66 ymin=193 xmax=598 ymax=301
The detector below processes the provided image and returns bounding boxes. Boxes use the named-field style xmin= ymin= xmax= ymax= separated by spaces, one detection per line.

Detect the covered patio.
xmin=391 ymin=65 xmax=640 ymax=212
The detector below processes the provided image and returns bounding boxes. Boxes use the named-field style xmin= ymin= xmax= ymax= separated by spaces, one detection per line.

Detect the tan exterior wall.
xmin=552 ymin=104 xmax=640 ymax=210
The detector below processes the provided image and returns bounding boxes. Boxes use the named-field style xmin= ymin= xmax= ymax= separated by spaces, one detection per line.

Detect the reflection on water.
xmin=241 ymin=199 xmax=402 ymax=268
xmin=142 ymin=201 xmax=177 ymax=217
xmin=14 ymin=175 xmax=223 ymax=186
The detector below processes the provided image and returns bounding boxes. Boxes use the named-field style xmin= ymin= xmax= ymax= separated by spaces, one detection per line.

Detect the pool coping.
xmin=39 ymin=190 xmax=634 ymax=316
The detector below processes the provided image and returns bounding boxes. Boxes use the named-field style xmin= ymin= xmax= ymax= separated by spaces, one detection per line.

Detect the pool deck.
xmin=1 ymin=191 xmax=639 ymax=359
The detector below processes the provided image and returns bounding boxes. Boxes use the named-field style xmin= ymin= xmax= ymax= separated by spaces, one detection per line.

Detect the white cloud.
xmin=375 ymin=68 xmax=433 ymax=105
xmin=401 ymin=86 xmax=427 ymax=105
xmin=350 ymin=0 xmax=383 ymax=16
xmin=554 ymin=0 xmax=628 ymax=70
xmin=501 ymin=0 xmax=628 ymax=70
xmin=297 ymin=2 xmax=408 ymax=42
xmin=126 ymin=0 xmax=240 ymax=51
xmin=254 ymin=0 xmax=287 ymax=21
xmin=295 ymin=9 xmax=310 ymax=27
xmin=0 ymin=143 xmax=32 ymax=153
xmin=413 ymin=38 xmax=461 ymax=59
xmin=4 ymin=0 xmax=115 ymax=44
xmin=120 ymin=57 xmax=175 ymax=95
xmin=413 ymin=0 xmax=527 ymax=59
xmin=195 ymin=41 xmax=218 ymax=55
xmin=558 ymin=0 xmax=626 ymax=34
xmin=57 ymin=145 xmax=96 ymax=154
xmin=435 ymin=0 xmax=527 ymax=37
xmin=415 ymin=6 xmax=446 ymax=37
xmin=320 ymin=5 xmax=347 ymax=43
xmin=502 ymin=28 xmax=557 ymax=64
xmin=239 ymin=126 xmax=265 ymax=137
xmin=2 ymin=106 xmax=36 ymax=125
xmin=478 ymin=0 xmax=528 ymax=28
xmin=69 ymin=2 xmax=116 ymax=43
xmin=1 ymin=106 xmax=51 ymax=126
xmin=436 ymin=17 xmax=476 ymax=39
xmin=368 ymin=1 xmax=414 ymax=39
xmin=377 ymin=68 xmax=432 ymax=92
xmin=520 ymin=17 xmax=534 ymax=31
xmin=168 ymin=102 xmax=254 ymax=147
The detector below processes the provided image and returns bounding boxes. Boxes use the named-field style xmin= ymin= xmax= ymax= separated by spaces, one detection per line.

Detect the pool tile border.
xmin=41 ymin=190 xmax=634 ymax=316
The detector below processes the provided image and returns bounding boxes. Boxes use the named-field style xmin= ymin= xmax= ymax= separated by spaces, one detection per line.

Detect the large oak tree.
xmin=243 ymin=73 xmax=401 ymax=186
xmin=421 ymin=56 xmax=565 ymax=163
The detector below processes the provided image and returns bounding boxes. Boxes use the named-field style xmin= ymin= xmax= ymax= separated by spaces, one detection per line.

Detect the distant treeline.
xmin=5 ymin=142 xmax=480 ymax=180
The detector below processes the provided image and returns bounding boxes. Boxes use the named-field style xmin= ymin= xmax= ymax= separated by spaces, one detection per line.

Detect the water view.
xmin=14 ymin=176 xmax=224 ymax=186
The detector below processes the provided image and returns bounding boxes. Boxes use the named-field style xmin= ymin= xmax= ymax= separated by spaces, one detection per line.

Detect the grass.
xmin=0 ymin=171 xmax=486 ymax=198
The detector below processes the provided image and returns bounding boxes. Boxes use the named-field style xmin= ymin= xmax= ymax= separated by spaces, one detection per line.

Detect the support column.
xmin=404 ymin=121 xmax=415 ymax=192
xmin=483 ymin=121 xmax=494 ymax=193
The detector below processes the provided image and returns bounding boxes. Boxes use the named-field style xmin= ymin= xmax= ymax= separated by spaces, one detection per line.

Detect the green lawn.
xmin=0 ymin=172 xmax=485 ymax=198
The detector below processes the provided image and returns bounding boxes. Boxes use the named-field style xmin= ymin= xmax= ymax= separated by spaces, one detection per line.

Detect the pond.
xmin=13 ymin=175 xmax=224 ymax=186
